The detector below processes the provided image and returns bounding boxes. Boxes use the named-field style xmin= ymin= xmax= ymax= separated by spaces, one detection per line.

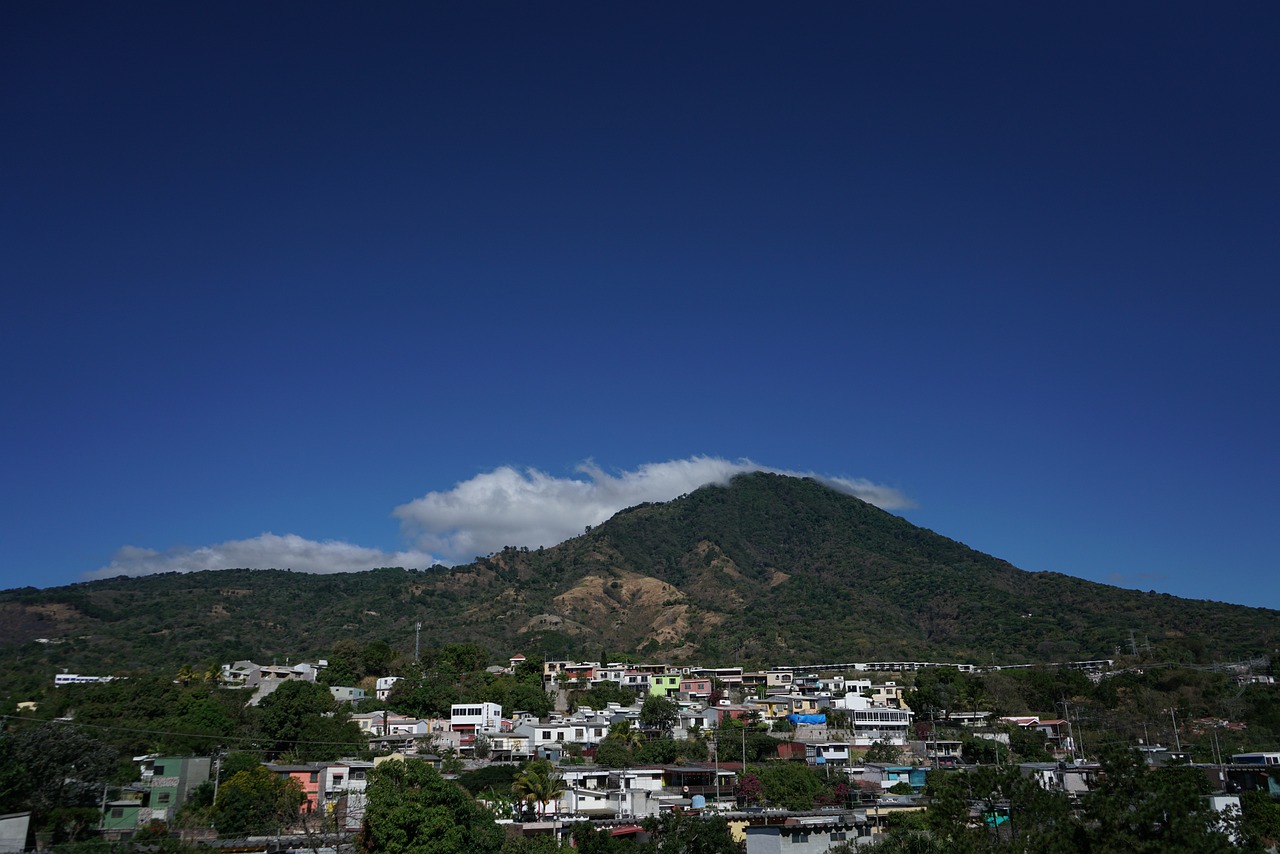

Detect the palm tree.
xmin=608 ymin=720 xmax=645 ymax=752
xmin=512 ymin=759 xmax=565 ymax=819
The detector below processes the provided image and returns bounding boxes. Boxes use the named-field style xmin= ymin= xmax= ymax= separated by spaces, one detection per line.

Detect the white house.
xmin=322 ymin=761 xmax=373 ymax=830
xmin=450 ymin=702 xmax=503 ymax=733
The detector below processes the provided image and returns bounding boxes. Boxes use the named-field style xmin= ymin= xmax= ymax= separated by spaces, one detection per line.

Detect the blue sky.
xmin=2 ymin=2 xmax=1277 ymax=611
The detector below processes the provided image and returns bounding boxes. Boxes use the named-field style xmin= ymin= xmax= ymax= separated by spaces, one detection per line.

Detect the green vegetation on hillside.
xmin=1 ymin=473 xmax=1276 ymax=708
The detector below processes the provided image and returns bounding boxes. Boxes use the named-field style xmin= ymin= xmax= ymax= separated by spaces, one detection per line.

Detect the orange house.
xmin=266 ymin=764 xmax=324 ymax=814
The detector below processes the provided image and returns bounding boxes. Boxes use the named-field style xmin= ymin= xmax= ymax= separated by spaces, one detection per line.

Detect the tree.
xmin=511 ymin=759 xmax=565 ymax=819
xmin=593 ymin=739 xmax=635 ymax=769
xmin=213 ymin=764 xmax=304 ymax=837
xmin=503 ymin=834 xmax=568 ymax=854
xmin=255 ymin=680 xmax=362 ymax=760
xmin=569 ymin=824 xmax=629 ymax=854
xmin=1241 ymin=788 xmax=1280 ymax=849
xmin=641 ymin=811 xmax=737 ymax=854
xmin=640 ymin=694 xmax=680 ymax=736
xmin=360 ymin=758 xmax=502 ymax=854
xmin=864 ymin=741 xmax=900 ymax=764
xmin=750 ymin=762 xmax=827 ymax=811
xmin=0 ymin=722 xmax=119 ymax=830
xmin=1080 ymin=745 xmax=1236 ymax=852
xmin=637 ymin=737 xmax=708 ymax=765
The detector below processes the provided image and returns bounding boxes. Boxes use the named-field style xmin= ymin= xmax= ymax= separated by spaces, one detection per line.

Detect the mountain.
xmin=1 ymin=473 xmax=1275 ymax=701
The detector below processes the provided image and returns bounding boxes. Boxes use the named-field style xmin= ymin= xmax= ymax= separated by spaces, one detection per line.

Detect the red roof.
xmin=610 ymin=825 xmax=644 ymax=837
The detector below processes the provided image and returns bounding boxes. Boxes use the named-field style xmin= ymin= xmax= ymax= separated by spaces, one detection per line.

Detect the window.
xmin=831 ymin=832 xmax=847 ymax=841
xmin=310 ymin=772 xmax=318 ymax=783
xmin=157 ymin=793 xmax=171 ymax=804
xmin=152 ymin=765 xmax=165 ymax=775
xmin=111 ymin=809 xmax=123 ymax=819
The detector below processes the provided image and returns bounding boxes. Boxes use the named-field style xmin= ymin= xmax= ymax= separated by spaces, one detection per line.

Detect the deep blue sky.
xmin=3 ymin=2 xmax=1278 ymax=611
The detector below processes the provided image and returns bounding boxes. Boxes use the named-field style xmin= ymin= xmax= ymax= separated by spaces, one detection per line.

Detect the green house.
xmin=102 ymin=800 xmax=142 ymax=834
xmin=649 ymin=673 xmax=683 ymax=697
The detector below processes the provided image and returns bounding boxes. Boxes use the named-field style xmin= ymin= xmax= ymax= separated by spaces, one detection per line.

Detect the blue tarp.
xmin=787 ymin=713 xmax=827 ymax=725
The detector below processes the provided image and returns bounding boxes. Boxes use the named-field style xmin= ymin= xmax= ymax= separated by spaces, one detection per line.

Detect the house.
xmin=135 ymin=755 xmax=211 ymax=824
xmin=912 ymin=739 xmax=963 ymax=766
xmin=101 ymin=801 xmax=143 ymax=837
xmin=862 ymin=764 xmax=926 ymax=792
xmin=351 ymin=711 xmax=437 ymax=737
xmin=450 ymin=702 xmax=503 ymax=733
xmin=53 ymin=673 xmax=118 ymax=687
xmin=765 ymin=670 xmax=796 ymax=690
xmin=1018 ymin=762 xmax=1098 ymax=795
xmin=787 ymin=696 xmax=828 ymax=716
xmin=679 ymin=678 xmax=713 ymax=701
xmin=329 ymin=686 xmax=367 ymax=703
xmin=594 ymin=667 xmax=651 ymax=692
xmin=557 ymin=768 xmax=616 ymax=817
xmin=869 ymin=682 xmax=905 ymax=709
xmin=515 ymin=713 xmax=610 ymax=750
xmin=650 ymin=673 xmax=683 ymax=697
xmin=1032 ymin=719 xmax=1074 ymax=754
xmin=753 ymin=695 xmax=795 ymax=721
xmin=486 ymin=732 xmax=534 ymax=761
xmin=743 ymin=813 xmax=871 ymax=854
xmin=321 ymin=761 xmax=373 ymax=830
xmin=840 ymin=707 xmax=914 ymax=745
xmin=374 ymin=676 xmax=401 ymax=701
xmin=776 ymin=742 xmax=808 ymax=762
xmin=1232 ymin=752 xmax=1280 ymax=766
xmin=806 ymin=742 xmax=851 ymax=766
xmin=691 ymin=666 xmax=744 ymax=686
xmin=0 ymin=812 xmax=31 ymax=854
xmin=265 ymin=764 xmax=324 ymax=814
xmin=222 ymin=660 xmax=323 ymax=689
xmin=703 ymin=702 xmax=753 ymax=727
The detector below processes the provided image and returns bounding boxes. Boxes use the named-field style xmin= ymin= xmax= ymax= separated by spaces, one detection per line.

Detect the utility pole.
xmin=713 ymin=734 xmax=720 ymax=807
xmin=211 ymin=753 xmax=222 ymax=830
xmin=1169 ymin=708 xmax=1182 ymax=753
xmin=1060 ymin=700 xmax=1079 ymax=763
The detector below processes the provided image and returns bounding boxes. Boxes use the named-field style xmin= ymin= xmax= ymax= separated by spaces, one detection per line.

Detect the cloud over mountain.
xmin=87 ymin=457 xmax=912 ymax=576
xmin=394 ymin=456 xmax=913 ymax=562
xmin=88 ymin=534 xmax=438 ymax=579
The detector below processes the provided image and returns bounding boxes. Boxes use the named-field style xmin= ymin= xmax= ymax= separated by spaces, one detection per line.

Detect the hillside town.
xmin=14 ymin=651 xmax=1276 ymax=853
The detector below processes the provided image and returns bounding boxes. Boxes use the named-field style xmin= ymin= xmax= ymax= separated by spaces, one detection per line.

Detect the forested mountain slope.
xmin=2 ymin=473 xmax=1275 ymax=703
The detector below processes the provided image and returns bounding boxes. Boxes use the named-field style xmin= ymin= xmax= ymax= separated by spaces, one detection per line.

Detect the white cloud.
xmin=394 ymin=455 xmax=914 ymax=562
xmin=87 ymin=533 xmax=439 ymax=579
xmin=87 ymin=457 xmax=912 ymax=578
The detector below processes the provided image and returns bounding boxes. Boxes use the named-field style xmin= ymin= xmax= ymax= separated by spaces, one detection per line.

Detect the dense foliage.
xmin=360 ymin=759 xmax=503 ymax=853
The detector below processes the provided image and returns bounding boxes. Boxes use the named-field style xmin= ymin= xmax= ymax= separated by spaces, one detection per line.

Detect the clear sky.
xmin=3 ymin=2 xmax=1277 ymax=610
